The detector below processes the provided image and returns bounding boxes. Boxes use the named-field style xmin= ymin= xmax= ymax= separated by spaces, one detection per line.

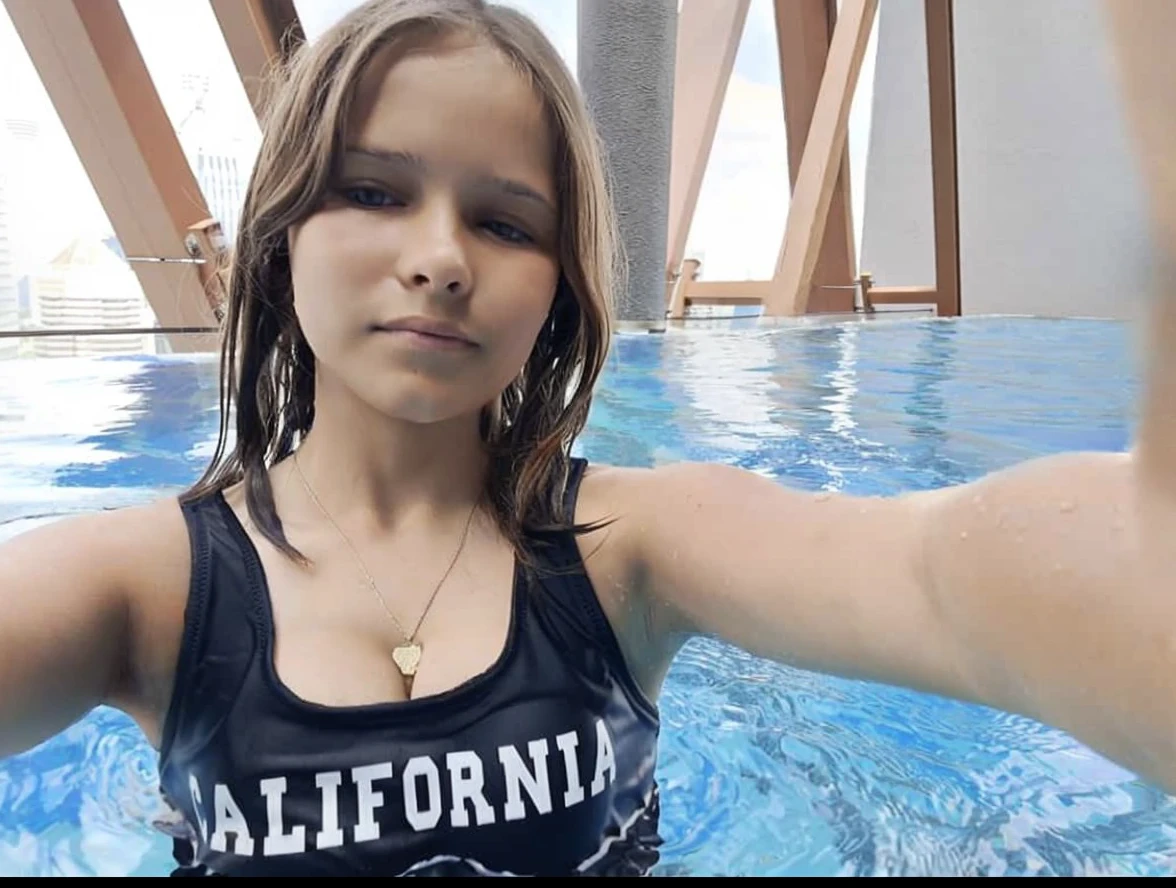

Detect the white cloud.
xmin=686 ymin=72 xmax=791 ymax=281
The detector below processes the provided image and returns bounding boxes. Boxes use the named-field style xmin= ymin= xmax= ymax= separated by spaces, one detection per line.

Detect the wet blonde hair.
xmin=183 ymin=0 xmax=620 ymax=563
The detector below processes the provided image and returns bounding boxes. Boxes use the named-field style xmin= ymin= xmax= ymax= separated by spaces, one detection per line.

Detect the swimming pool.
xmin=1 ymin=316 xmax=1173 ymax=876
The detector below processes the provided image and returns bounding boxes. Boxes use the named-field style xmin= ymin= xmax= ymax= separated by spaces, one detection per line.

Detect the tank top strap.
xmin=157 ymin=491 xmax=263 ymax=769
xmin=565 ymin=455 xmax=589 ymax=514
xmin=524 ymin=456 xmax=594 ymax=585
xmin=525 ymin=457 xmax=658 ymax=723
xmin=548 ymin=456 xmax=611 ymax=638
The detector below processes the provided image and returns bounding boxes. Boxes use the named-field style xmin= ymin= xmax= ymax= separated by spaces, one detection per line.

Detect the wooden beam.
xmin=209 ymin=0 xmax=304 ymax=122
xmin=686 ymin=294 xmax=764 ymax=307
xmin=924 ymin=0 xmax=960 ymax=317
xmin=765 ymin=0 xmax=877 ymax=316
xmin=775 ymin=0 xmax=858 ymax=314
xmin=664 ymin=281 xmax=946 ymax=312
xmin=687 ymin=279 xmax=772 ymax=303
xmin=665 ymin=0 xmax=750 ymax=321
xmin=4 ymin=0 xmax=220 ymax=350
xmin=866 ymin=285 xmax=937 ymax=303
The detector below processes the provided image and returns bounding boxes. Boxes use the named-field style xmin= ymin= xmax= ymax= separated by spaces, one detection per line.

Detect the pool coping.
xmin=613 ymin=311 xmax=1127 ymax=336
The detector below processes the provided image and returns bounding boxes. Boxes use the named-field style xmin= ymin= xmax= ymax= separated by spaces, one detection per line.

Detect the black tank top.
xmin=155 ymin=458 xmax=662 ymax=876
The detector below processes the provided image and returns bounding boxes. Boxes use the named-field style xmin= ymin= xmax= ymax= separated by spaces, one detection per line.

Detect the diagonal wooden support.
xmin=209 ymin=0 xmax=304 ymax=123
xmin=775 ymin=0 xmax=858 ymax=314
xmin=665 ymin=0 xmax=750 ymax=320
xmin=766 ymin=0 xmax=877 ymax=316
xmin=924 ymin=0 xmax=960 ymax=316
xmin=4 ymin=0 xmax=221 ymax=350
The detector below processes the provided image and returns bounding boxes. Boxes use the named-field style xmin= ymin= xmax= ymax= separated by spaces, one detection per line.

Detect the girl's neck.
xmin=280 ymin=378 xmax=490 ymax=531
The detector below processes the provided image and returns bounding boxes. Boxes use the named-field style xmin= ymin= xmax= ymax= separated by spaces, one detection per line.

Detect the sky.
xmin=0 ymin=0 xmax=877 ymax=286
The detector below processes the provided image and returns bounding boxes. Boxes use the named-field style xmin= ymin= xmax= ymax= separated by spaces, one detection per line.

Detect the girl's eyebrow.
xmin=344 ymin=147 xmax=426 ymax=172
xmin=342 ymin=147 xmax=556 ymax=220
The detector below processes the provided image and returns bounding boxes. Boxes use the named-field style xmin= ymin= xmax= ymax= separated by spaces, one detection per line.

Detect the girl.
xmin=1 ymin=0 xmax=1173 ymax=877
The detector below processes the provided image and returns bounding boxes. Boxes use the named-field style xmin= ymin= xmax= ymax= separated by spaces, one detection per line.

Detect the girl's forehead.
xmin=342 ymin=38 xmax=556 ymax=196
xmin=348 ymin=34 xmax=526 ymax=126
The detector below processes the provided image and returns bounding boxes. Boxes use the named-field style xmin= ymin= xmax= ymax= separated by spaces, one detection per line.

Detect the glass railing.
xmin=0 ymin=326 xmax=219 ymax=361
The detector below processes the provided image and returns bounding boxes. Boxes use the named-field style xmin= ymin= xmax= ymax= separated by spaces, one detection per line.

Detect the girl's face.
xmin=288 ymin=32 xmax=561 ymax=425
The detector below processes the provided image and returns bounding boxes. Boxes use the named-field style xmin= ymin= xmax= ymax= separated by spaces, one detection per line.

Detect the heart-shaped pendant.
xmin=392 ymin=643 xmax=422 ymax=677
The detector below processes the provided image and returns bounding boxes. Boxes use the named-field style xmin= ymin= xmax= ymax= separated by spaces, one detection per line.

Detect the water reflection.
xmin=903 ymin=320 xmax=970 ymax=490
xmin=0 ymin=356 xmax=220 ymax=523
xmin=579 ymin=333 xmax=678 ymax=467
xmin=53 ymin=357 xmax=220 ymax=491
xmin=664 ymin=327 xmax=782 ymax=459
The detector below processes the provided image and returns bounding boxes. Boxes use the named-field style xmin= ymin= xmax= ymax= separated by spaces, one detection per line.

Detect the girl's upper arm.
xmin=0 ymin=497 xmax=190 ymax=759
xmin=615 ymin=461 xmax=966 ymax=701
xmin=621 ymin=453 xmax=1176 ymax=792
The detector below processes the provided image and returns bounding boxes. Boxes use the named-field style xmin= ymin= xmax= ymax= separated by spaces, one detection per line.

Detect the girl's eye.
xmin=345 ymin=186 xmax=400 ymax=209
xmin=483 ymin=219 xmax=533 ymax=245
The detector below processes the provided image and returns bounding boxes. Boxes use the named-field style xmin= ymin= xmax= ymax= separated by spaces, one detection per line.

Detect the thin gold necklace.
xmin=291 ymin=450 xmax=478 ymax=694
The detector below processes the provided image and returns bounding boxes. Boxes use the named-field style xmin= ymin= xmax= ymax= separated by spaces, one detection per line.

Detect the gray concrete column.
xmin=577 ymin=0 xmax=677 ymax=329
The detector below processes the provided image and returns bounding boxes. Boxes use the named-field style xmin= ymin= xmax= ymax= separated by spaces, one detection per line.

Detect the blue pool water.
xmin=1 ymin=316 xmax=1173 ymax=876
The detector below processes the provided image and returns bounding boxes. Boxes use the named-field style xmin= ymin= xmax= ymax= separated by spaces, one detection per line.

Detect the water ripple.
xmin=652 ymin=637 xmax=1176 ymax=876
xmin=0 ymin=710 xmax=172 ymax=876
xmin=1 ymin=319 xmax=1172 ymax=876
